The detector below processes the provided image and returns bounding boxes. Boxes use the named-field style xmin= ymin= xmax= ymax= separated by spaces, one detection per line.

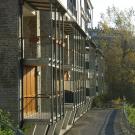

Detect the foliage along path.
xmin=65 ymin=109 xmax=123 ymax=135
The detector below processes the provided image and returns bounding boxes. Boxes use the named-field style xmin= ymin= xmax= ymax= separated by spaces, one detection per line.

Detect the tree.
xmin=97 ymin=6 xmax=135 ymax=103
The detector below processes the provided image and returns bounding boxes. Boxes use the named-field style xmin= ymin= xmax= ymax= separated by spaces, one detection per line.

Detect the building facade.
xmin=0 ymin=0 xmax=103 ymax=135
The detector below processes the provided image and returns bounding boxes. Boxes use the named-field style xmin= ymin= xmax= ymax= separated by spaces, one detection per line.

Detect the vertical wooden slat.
xmin=23 ymin=66 xmax=36 ymax=116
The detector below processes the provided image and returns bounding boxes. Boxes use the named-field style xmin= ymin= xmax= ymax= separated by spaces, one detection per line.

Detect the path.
xmin=65 ymin=109 xmax=122 ymax=135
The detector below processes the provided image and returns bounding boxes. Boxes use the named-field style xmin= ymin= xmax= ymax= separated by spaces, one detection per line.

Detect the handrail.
xmin=23 ymin=94 xmax=62 ymax=99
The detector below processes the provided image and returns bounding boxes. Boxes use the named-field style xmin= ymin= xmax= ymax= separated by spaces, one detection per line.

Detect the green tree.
xmin=98 ymin=6 xmax=135 ymax=104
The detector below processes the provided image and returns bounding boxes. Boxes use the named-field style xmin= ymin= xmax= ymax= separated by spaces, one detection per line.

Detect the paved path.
xmin=65 ymin=109 xmax=122 ymax=135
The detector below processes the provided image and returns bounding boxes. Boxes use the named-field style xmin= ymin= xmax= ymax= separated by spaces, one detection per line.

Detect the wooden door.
xmin=23 ymin=66 xmax=37 ymax=116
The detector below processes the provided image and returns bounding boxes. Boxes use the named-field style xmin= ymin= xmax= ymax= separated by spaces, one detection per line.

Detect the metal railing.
xmin=23 ymin=94 xmax=64 ymax=122
xmin=23 ymin=95 xmax=52 ymax=120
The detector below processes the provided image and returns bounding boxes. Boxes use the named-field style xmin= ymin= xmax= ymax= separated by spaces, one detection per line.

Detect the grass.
xmin=125 ymin=104 xmax=135 ymax=126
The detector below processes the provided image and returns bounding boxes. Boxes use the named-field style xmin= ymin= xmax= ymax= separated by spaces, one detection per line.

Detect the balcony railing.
xmin=23 ymin=94 xmax=63 ymax=121
xmin=67 ymin=0 xmax=77 ymax=18
xmin=23 ymin=95 xmax=51 ymax=120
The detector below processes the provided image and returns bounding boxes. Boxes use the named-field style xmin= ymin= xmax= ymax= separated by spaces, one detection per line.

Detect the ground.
xmin=65 ymin=109 xmax=123 ymax=135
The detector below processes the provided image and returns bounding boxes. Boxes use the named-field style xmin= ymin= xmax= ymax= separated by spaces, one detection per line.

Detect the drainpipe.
xmin=62 ymin=14 xmax=65 ymax=117
xmin=67 ymin=35 xmax=70 ymax=65
xmin=50 ymin=0 xmax=54 ymax=124
xmin=54 ymin=2 xmax=58 ymax=121
xmin=36 ymin=11 xmax=41 ymax=112
xmin=19 ymin=0 xmax=24 ymax=128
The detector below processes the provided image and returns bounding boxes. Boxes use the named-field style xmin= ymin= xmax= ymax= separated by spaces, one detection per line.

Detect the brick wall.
xmin=0 ymin=0 xmax=20 ymax=124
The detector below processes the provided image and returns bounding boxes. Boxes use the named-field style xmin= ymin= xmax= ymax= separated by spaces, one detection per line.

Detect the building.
xmin=0 ymin=0 xmax=102 ymax=135
xmin=95 ymin=49 xmax=105 ymax=95
xmin=89 ymin=28 xmax=109 ymax=95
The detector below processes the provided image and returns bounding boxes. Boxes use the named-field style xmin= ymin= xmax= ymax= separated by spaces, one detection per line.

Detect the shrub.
xmin=125 ymin=104 xmax=135 ymax=126
xmin=0 ymin=109 xmax=14 ymax=135
xmin=0 ymin=130 xmax=14 ymax=135
xmin=92 ymin=93 xmax=111 ymax=108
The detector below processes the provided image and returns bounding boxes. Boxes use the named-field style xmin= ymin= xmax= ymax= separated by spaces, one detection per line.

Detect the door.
xmin=23 ymin=66 xmax=37 ymax=116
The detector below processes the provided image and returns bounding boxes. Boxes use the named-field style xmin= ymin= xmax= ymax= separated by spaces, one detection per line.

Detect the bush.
xmin=0 ymin=109 xmax=14 ymax=135
xmin=125 ymin=104 xmax=135 ymax=126
xmin=0 ymin=130 xmax=14 ymax=135
xmin=92 ymin=93 xmax=111 ymax=108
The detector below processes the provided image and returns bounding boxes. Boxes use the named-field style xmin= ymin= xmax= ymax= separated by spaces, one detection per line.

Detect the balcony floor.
xmin=24 ymin=112 xmax=51 ymax=121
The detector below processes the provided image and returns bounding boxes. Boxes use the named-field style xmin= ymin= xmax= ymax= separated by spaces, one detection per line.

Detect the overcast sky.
xmin=91 ymin=0 xmax=135 ymax=27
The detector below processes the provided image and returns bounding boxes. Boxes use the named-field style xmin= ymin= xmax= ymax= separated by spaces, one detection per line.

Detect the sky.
xmin=91 ymin=0 xmax=135 ymax=27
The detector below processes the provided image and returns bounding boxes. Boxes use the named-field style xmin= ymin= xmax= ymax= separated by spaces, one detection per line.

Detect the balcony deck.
xmin=24 ymin=112 xmax=51 ymax=121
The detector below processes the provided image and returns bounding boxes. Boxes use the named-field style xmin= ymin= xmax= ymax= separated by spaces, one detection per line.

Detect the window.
xmin=72 ymin=0 xmax=76 ymax=8
xmin=67 ymin=0 xmax=77 ymax=18
xmin=81 ymin=0 xmax=84 ymax=9
xmin=81 ymin=17 xmax=85 ymax=30
xmin=85 ymin=62 xmax=89 ymax=69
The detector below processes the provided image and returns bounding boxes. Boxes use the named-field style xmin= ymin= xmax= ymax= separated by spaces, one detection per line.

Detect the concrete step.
xmin=24 ymin=123 xmax=36 ymax=135
xmin=62 ymin=111 xmax=72 ymax=129
xmin=80 ymin=105 xmax=85 ymax=115
xmin=54 ymin=118 xmax=64 ymax=135
xmin=23 ymin=121 xmax=49 ymax=135
xmin=47 ymin=123 xmax=57 ymax=135
xmin=76 ymin=107 xmax=82 ymax=117
xmin=34 ymin=122 xmax=49 ymax=135
xmin=69 ymin=110 xmax=77 ymax=124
